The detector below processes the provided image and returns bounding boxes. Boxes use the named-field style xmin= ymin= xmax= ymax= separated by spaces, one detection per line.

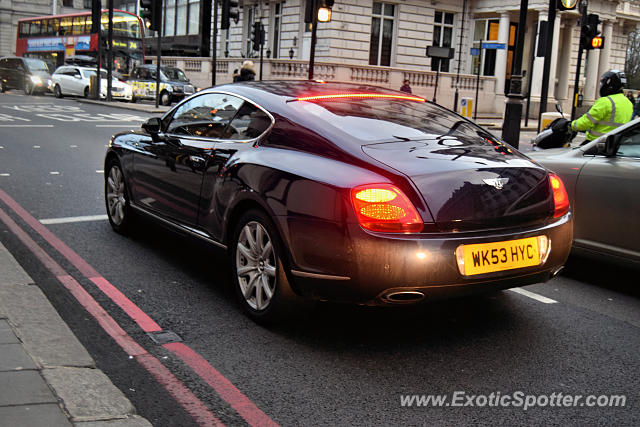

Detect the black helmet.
xmin=599 ymin=70 xmax=627 ymax=97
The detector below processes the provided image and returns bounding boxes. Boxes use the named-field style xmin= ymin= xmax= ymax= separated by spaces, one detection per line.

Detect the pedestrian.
xmin=400 ymin=79 xmax=412 ymax=93
xmin=552 ymin=70 xmax=633 ymax=143
xmin=232 ymin=68 xmax=240 ymax=82
xmin=235 ymin=60 xmax=256 ymax=82
xmin=633 ymin=92 xmax=640 ymax=120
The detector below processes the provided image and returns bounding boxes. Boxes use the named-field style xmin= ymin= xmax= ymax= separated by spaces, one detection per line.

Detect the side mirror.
xmin=142 ymin=117 xmax=161 ymax=134
xmin=598 ymin=133 xmax=620 ymax=157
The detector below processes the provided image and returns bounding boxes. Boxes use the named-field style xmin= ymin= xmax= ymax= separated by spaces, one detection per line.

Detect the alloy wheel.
xmin=235 ymin=221 xmax=277 ymax=311
xmin=106 ymin=165 xmax=126 ymax=226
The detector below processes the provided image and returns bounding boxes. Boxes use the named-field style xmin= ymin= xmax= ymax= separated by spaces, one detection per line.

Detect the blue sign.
xmin=470 ymin=48 xmax=480 ymax=56
xmin=481 ymin=42 xmax=507 ymax=50
xmin=27 ymin=37 xmax=65 ymax=52
xmin=75 ymin=36 xmax=90 ymax=51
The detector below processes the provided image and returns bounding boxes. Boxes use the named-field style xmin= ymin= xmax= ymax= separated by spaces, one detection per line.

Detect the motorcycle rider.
xmin=553 ymin=70 xmax=633 ymax=142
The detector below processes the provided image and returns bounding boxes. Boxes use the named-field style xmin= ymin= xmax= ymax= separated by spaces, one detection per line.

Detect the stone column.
xmin=584 ymin=48 xmax=601 ymax=102
xmin=556 ymin=19 xmax=575 ymax=104
xmin=547 ymin=13 xmax=561 ymax=100
xmin=494 ymin=12 xmax=511 ymax=96
xmin=529 ymin=10 xmax=548 ymax=101
xmin=597 ymin=20 xmax=614 ymax=79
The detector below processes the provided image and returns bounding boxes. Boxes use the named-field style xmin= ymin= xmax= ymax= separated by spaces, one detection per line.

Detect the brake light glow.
xmin=549 ymin=173 xmax=570 ymax=218
xmin=296 ymin=93 xmax=426 ymax=103
xmin=351 ymin=184 xmax=423 ymax=233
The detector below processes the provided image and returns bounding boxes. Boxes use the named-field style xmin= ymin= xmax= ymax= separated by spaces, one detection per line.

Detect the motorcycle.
xmin=533 ymin=104 xmax=577 ymax=150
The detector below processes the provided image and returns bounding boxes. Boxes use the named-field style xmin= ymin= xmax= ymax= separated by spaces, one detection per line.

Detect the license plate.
xmin=456 ymin=237 xmax=540 ymax=276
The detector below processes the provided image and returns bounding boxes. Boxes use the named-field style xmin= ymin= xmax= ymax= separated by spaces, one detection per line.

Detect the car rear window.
xmin=290 ymin=97 xmax=489 ymax=143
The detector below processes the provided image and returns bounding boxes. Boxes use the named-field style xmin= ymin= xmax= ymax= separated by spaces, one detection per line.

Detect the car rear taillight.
xmin=351 ymin=184 xmax=423 ymax=233
xmin=549 ymin=173 xmax=569 ymax=218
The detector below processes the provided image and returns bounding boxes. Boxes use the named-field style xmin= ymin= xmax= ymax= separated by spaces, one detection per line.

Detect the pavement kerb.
xmin=0 ymin=242 xmax=152 ymax=426
xmin=75 ymin=98 xmax=169 ymax=114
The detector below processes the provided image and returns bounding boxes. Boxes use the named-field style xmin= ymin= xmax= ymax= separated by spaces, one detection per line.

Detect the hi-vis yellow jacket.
xmin=570 ymin=93 xmax=633 ymax=141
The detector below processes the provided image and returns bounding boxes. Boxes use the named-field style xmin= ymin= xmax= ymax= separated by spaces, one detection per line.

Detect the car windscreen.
xmin=161 ymin=67 xmax=189 ymax=82
xmin=289 ymin=96 xmax=490 ymax=143
xmin=24 ymin=58 xmax=49 ymax=72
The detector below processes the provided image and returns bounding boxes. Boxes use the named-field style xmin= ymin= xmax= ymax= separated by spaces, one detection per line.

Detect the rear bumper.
xmin=286 ymin=214 xmax=573 ymax=304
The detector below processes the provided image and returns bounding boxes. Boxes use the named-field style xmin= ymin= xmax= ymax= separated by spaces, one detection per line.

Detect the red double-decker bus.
xmin=16 ymin=9 xmax=144 ymax=77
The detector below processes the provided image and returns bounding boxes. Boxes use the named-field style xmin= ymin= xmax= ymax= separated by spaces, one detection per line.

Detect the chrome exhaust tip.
xmin=551 ymin=266 xmax=564 ymax=277
xmin=384 ymin=291 xmax=426 ymax=303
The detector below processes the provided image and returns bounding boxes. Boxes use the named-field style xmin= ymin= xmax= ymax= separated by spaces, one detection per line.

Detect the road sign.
xmin=470 ymin=48 xmax=480 ymax=56
xmin=481 ymin=42 xmax=506 ymax=50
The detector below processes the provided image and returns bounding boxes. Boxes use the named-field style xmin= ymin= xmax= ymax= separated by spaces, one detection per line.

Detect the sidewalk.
xmin=0 ymin=242 xmax=151 ymax=427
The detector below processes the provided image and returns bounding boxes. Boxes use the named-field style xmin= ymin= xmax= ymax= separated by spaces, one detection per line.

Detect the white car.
xmin=50 ymin=66 xmax=132 ymax=101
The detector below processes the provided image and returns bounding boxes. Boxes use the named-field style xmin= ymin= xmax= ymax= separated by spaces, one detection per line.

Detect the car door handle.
xmin=189 ymin=155 xmax=205 ymax=165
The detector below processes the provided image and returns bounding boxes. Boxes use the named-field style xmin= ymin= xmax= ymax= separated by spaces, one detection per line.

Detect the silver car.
xmin=528 ymin=118 xmax=640 ymax=265
xmin=50 ymin=65 xmax=132 ymax=101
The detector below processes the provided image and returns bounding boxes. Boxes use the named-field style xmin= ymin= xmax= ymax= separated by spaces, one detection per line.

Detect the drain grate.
xmin=147 ymin=330 xmax=183 ymax=345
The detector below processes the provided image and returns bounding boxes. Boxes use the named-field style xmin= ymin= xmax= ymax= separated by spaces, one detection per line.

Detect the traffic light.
xmin=140 ymin=0 xmax=161 ymax=32
xmin=580 ymin=14 xmax=604 ymax=50
xmin=221 ymin=0 xmax=240 ymax=30
xmin=91 ymin=0 xmax=101 ymax=34
xmin=251 ymin=22 xmax=264 ymax=51
xmin=557 ymin=0 xmax=577 ymax=11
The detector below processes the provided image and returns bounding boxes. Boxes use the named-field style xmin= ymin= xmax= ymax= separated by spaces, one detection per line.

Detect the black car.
xmin=104 ymin=81 xmax=573 ymax=322
xmin=128 ymin=64 xmax=195 ymax=105
xmin=0 ymin=56 xmax=51 ymax=94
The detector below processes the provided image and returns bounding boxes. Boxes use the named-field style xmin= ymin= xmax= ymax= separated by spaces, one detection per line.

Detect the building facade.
xmin=2 ymin=0 xmax=640 ymax=115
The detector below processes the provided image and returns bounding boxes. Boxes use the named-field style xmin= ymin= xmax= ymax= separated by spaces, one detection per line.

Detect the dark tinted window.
xmin=290 ymin=97 xmax=485 ymax=143
xmin=617 ymin=125 xmax=640 ymax=158
xmin=166 ymin=93 xmax=244 ymax=138
xmin=225 ymin=103 xmax=272 ymax=140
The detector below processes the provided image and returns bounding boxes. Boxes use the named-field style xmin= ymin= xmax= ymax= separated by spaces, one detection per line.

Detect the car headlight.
xmin=165 ymin=85 xmax=173 ymax=92
xmin=172 ymin=85 xmax=182 ymax=92
xmin=30 ymin=75 xmax=42 ymax=84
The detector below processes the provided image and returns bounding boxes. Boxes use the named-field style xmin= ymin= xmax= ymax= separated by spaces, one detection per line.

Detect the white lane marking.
xmin=0 ymin=125 xmax=54 ymax=127
xmin=39 ymin=214 xmax=108 ymax=225
xmin=508 ymin=287 xmax=558 ymax=304
xmin=96 ymin=170 xmax=104 ymax=173
xmin=50 ymin=171 xmax=60 ymax=175
xmin=33 ymin=145 xmax=41 ymax=149
xmin=70 ymin=145 xmax=78 ymax=148
xmin=95 ymin=124 xmax=138 ymax=127
xmin=0 ymin=173 xmax=10 ymax=177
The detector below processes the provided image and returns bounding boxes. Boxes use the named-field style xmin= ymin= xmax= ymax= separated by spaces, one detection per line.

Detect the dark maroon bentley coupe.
xmin=104 ymin=80 xmax=573 ymax=322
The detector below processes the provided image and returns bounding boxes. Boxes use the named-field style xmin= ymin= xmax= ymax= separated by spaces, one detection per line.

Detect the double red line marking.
xmin=0 ymin=188 xmax=278 ymax=427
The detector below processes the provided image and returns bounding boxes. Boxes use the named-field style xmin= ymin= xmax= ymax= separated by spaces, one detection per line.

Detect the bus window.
xmin=29 ymin=21 xmax=42 ymax=36
xmin=72 ymin=16 xmax=85 ymax=35
xmin=59 ymin=17 xmax=72 ymax=36
xmin=18 ymin=22 xmax=28 ymax=37
xmin=47 ymin=19 xmax=60 ymax=37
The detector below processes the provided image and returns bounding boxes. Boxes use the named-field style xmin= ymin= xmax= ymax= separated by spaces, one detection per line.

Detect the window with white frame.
xmin=176 ymin=0 xmax=187 ymax=35
xmin=432 ymin=11 xmax=454 ymax=72
xmin=473 ymin=19 xmax=499 ymax=76
xmin=245 ymin=6 xmax=256 ymax=56
xmin=271 ymin=2 xmax=283 ymax=58
xmin=369 ymin=2 xmax=395 ymax=66
xmin=164 ymin=0 xmax=175 ymax=36
xmin=187 ymin=0 xmax=199 ymax=35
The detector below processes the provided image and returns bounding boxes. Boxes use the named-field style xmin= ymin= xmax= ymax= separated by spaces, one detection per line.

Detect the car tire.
xmin=160 ymin=91 xmax=171 ymax=106
xmin=231 ymin=209 xmax=311 ymax=323
xmin=24 ymin=81 xmax=33 ymax=95
xmin=0 ymin=80 xmax=5 ymax=93
xmin=84 ymin=86 xmax=89 ymax=98
xmin=54 ymin=84 xmax=63 ymax=98
xmin=105 ymin=159 xmax=133 ymax=234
